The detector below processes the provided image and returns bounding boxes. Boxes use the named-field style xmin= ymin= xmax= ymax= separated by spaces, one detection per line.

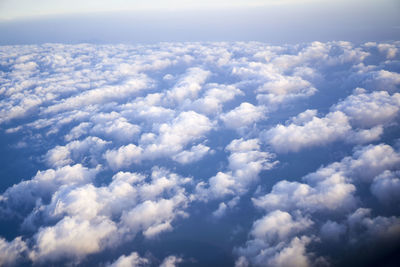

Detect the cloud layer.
xmin=0 ymin=41 xmax=399 ymax=266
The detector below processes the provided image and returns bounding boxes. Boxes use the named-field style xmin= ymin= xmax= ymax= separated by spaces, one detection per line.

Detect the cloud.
xmin=104 ymin=144 xmax=143 ymax=170
xmin=196 ymin=138 xmax=277 ymax=201
xmin=240 ymin=143 xmax=400 ymax=266
xmin=45 ymin=136 xmax=110 ymax=168
xmin=166 ymin=67 xmax=210 ymax=104
xmin=0 ymin=237 xmax=27 ymax=266
xmin=0 ymin=164 xmax=99 ymax=215
xmin=370 ymin=170 xmax=400 ymax=205
xmin=108 ymin=251 xmax=149 ymax=267
xmin=104 ymin=111 xmax=213 ymax=169
xmin=44 ymin=74 xmax=153 ymax=115
xmin=191 ymin=84 xmax=243 ymax=115
xmin=220 ymin=102 xmax=266 ymax=129
xmin=235 ymin=210 xmax=314 ymax=267
xmin=320 ymin=220 xmax=347 ymax=241
xmin=332 ymin=89 xmax=400 ymax=128
xmin=256 ymin=74 xmax=317 ymax=106
xmin=263 ymin=88 xmax=400 ymax=153
xmin=160 ymin=255 xmax=184 ymax=267
xmin=30 ymin=216 xmax=118 ymax=263
xmin=263 ymin=111 xmax=352 ymax=153
xmin=172 ymin=144 xmax=211 ymax=164
xmin=1 ymin=41 xmax=400 ymax=266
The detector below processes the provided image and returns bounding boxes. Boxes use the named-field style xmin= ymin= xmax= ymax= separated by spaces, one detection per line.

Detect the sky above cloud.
xmin=0 ymin=40 xmax=400 ymax=266
xmin=0 ymin=0 xmax=399 ymax=44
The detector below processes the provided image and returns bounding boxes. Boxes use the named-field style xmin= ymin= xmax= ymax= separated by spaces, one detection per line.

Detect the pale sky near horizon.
xmin=0 ymin=0 xmax=389 ymax=20
xmin=0 ymin=0 xmax=399 ymax=44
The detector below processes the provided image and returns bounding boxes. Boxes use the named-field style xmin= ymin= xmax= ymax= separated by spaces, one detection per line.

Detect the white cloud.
xmin=263 ymin=111 xmax=351 ymax=153
xmin=166 ymin=67 xmax=210 ymax=104
xmin=241 ymin=142 xmax=400 ymax=265
xmin=44 ymin=74 xmax=153 ymax=114
xmin=369 ymin=70 xmax=400 ymax=92
xmin=108 ymin=252 xmax=149 ymax=267
xmin=0 ymin=237 xmax=27 ymax=266
xmin=160 ymin=255 xmax=184 ymax=267
xmin=195 ymin=138 xmax=276 ymax=201
xmin=332 ymin=90 xmax=400 ymax=128
xmin=104 ymin=144 xmax=143 ymax=170
xmin=104 ymin=111 xmax=213 ymax=169
xmin=1 ymin=41 xmax=400 ymax=266
xmin=30 ymin=216 xmax=117 ymax=262
xmin=172 ymin=144 xmax=211 ymax=164
xmin=252 ymin=177 xmax=356 ymax=213
xmin=45 ymin=136 xmax=110 ymax=168
xmin=235 ymin=210 xmax=314 ymax=267
xmin=377 ymin=43 xmax=398 ymax=59
xmin=220 ymin=102 xmax=266 ymax=129
xmin=250 ymin=210 xmax=313 ymax=242
xmin=256 ymin=75 xmax=317 ymax=106
xmin=191 ymin=84 xmax=243 ymax=115
xmin=120 ymin=195 xmax=188 ymax=238
xmin=0 ymin=164 xmax=99 ymax=215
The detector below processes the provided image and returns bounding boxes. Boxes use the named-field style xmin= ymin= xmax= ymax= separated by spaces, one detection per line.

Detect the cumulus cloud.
xmin=172 ymin=144 xmax=211 ymax=164
xmin=166 ymin=67 xmax=210 ymax=104
xmin=191 ymin=84 xmax=243 ymax=115
xmin=332 ymin=89 xmax=400 ymax=128
xmin=263 ymin=111 xmax=352 ymax=153
xmin=1 ymin=41 xmax=400 ymax=266
xmin=30 ymin=216 xmax=118 ymax=262
xmin=0 ymin=164 xmax=99 ymax=215
xmin=220 ymin=102 xmax=266 ymax=129
xmin=370 ymin=170 xmax=400 ymax=205
xmin=263 ymin=87 xmax=400 ymax=153
xmin=0 ymin=237 xmax=27 ymax=266
xmin=235 ymin=210 xmax=314 ymax=267
xmin=108 ymin=251 xmax=149 ymax=267
xmin=160 ymin=255 xmax=184 ymax=267
xmin=240 ymin=143 xmax=400 ymax=266
xmin=196 ymin=138 xmax=277 ymax=202
xmin=45 ymin=136 xmax=110 ymax=168
xmin=104 ymin=111 xmax=213 ymax=169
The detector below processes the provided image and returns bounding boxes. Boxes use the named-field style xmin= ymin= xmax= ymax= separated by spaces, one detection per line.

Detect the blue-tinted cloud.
xmin=0 ymin=41 xmax=399 ymax=266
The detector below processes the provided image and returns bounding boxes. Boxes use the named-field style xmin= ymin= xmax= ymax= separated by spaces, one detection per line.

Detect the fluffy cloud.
xmin=1 ymin=41 xmax=399 ymax=266
xmin=332 ymin=89 xmax=400 ymax=128
xmin=166 ymin=67 xmax=210 ymax=104
xmin=235 ymin=211 xmax=314 ymax=267
xmin=263 ymin=88 xmax=400 ymax=153
xmin=0 ymin=164 xmax=99 ymax=215
xmin=263 ymin=111 xmax=352 ymax=153
xmin=196 ymin=138 xmax=277 ymax=201
xmin=30 ymin=216 xmax=117 ymax=262
xmin=191 ymin=84 xmax=243 ymax=115
xmin=0 ymin=237 xmax=27 ymax=266
xmin=159 ymin=255 xmax=184 ymax=267
xmin=370 ymin=170 xmax=400 ymax=205
xmin=45 ymin=136 xmax=110 ymax=168
xmin=172 ymin=144 xmax=211 ymax=164
xmin=220 ymin=102 xmax=266 ymax=129
xmin=108 ymin=252 xmax=149 ymax=267
xmin=104 ymin=111 xmax=213 ymax=169
xmin=241 ymin=143 xmax=400 ymax=266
